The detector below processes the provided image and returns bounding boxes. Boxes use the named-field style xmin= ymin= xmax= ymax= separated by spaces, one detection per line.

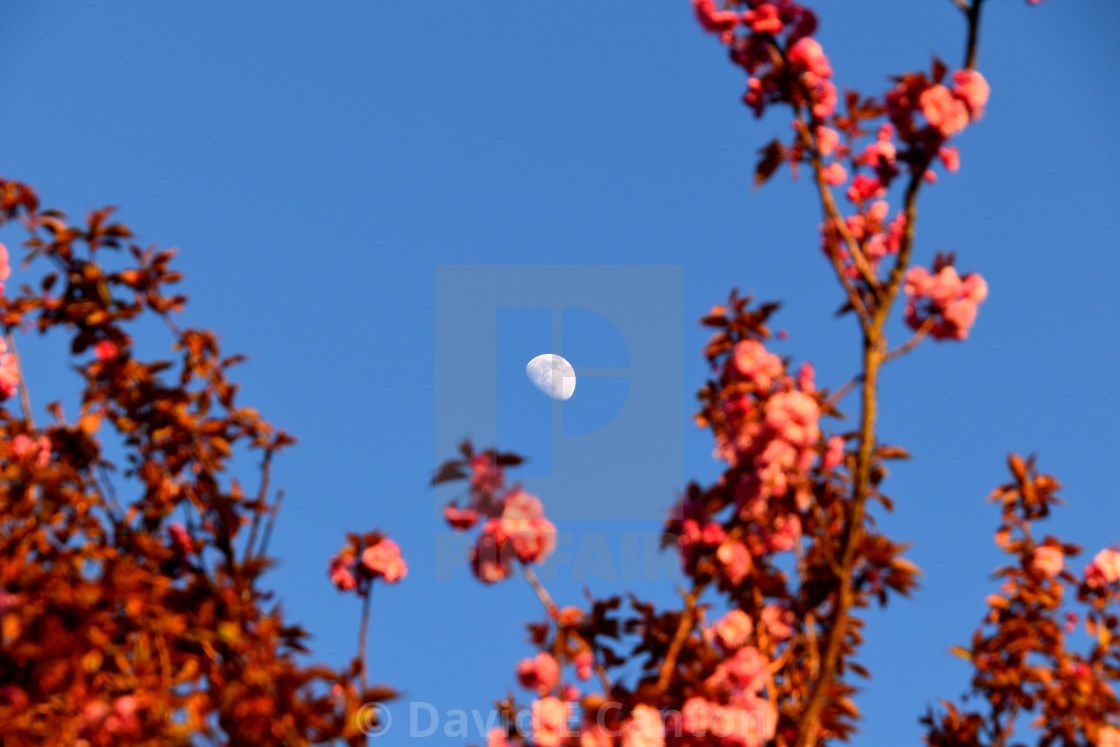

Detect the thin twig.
xmin=5 ymin=330 xmax=34 ymax=427
xmin=824 ymin=375 xmax=862 ymax=410
xmin=242 ymin=448 xmax=273 ymax=564
xmin=522 ymin=564 xmax=559 ymax=617
xmin=657 ymin=585 xmax=702 ymax=692
xmin=257 ymin=488 xmax=285 ymax=560
xmin=521 ymin=568 xmax=613 ymax=698
xmin=964 ymin=0 xmax=986 ymax=70
xmin=358 ymin=584 xmax=373 ymax=693
xmin=883 ymin=317 xmax=936 ymax=365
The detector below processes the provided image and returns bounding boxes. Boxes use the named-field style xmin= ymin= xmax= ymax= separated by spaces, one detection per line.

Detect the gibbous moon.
xmin=525 ymin=354 xmax=576 ymax=401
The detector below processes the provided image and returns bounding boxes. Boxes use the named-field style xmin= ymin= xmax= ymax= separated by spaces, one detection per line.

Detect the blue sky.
xmin=1 ymin=2 xmax=1117 ymax=744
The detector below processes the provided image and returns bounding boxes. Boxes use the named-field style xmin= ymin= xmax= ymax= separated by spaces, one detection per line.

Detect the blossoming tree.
xmin=0 ymin=180 xmax=392 ymax=744
xmin=1 ymin=0 xmax=1117 ymax=746
xmin=425 ymin=1 xmax=1120 ymax=746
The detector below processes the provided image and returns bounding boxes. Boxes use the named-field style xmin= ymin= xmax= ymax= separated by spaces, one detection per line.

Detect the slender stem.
xmin=964 ymin=0 xmax=986 ymax=70
xmin=657 ymin=585 xmax=703 ymax=693
xmin=824 ymin=375 xmax=860 ymax=411
xmin=257 ymin=488 xmax=285 ymax=560
xmin=358 ymin=584 xmax=373 ymax=693
xmin=522 ymin=564 xmax=613 ymax=696
xmin=5 ymin=330 xmax=34 ymax=427
xmin=884 ymin=318 xmax=936 ymax=365
xmin=522 ymin=564 xmax=558 ymax=617
xmin=242 ymin=448 xmax=273 ymax=564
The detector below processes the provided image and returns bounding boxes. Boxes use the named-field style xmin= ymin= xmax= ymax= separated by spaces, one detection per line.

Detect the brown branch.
xmin=884 ymin=317 xmax=936 ymax=365
xmin=257 ymin=488 xmax=285 ymax=560
xmin=657 ymin=585 xmax=703 ymax=692
xmin=242 ymin=448 xmax=274 ymax=564
xmin=522 ymin=564 xmax=559 ymax=617
xmin=522 ymin=564 xmax=613 ymax=697
xmin=358 ymin=584 xmax=373 ymax=693
xmin=964 ymin=0 xmax=986 ymax=70
xmin=5 ymin=330 xmax=34 ymax=427
xmin=824 ymin=375 xmax=861 ymax=410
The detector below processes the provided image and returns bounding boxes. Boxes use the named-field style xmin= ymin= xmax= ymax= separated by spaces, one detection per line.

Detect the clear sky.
xmin=1 ymin=2 xmax=1117 ymax=745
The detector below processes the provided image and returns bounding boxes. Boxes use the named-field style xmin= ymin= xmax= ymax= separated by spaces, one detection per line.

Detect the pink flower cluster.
xmin=692 ymin=1 xmax=832 ymax=120
xmin=887 ymin=68 xmax=989 ymax=142
xmin=657 ymin=644 xmax=777 ymax=746
xmin=328 ymin=535 xmax=407 ymax=595
xmin=517 ymin=652 xmax=561 ymax=696
xmin=670 ymin=695 xmax=777 ymax=747
xmin=77 ymin=695 xmax=140 ymax=741
xmin=0 ymin=242 xmax=10 ymax=294
xmin=903 ymin=264 xmax=988 ymax=340
xmin=10 ymin=433 xmax=49 ymax=467
xmin=0 ymin=337 xmax=19 ymax=402
xmin=531 ymin=697 xmax=571 ymax=747
xmin=1030 ymin=545 xmax=1063 ymax=578
xmin=674 ymin=339 xmax=837 ymax=587
xmin=445 ymin=453 xmax=557 ymax=583
xmin=1085 ymin=548 xmax=1120 ymax=589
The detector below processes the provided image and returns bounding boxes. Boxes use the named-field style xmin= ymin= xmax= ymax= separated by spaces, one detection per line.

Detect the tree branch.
xmin=5 ymin=330 xmax=34 ymax=427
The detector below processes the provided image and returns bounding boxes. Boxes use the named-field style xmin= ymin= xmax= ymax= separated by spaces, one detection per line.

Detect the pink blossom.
xmin=767 ymin=514 xmax=801 ymax=552
xmin=707 ymin=646 xmax=769 ymax=696
xmin=0 ymin=591 xmax=20 ymax=617
xmin=94 ymin=340 xmax=119 ymax=361
xmin=862 ymin=137 xmax=896 ymax=171
xmin=487 ymin=727 xmax=510 ymax=747
xmin=952 ymin=69 xmax=989 ymax=116
xmin=10 ymin=434 xmax=48 ymax=466
xmin=787 ymin=37 xmax=832 ymax=78
xmin=822 ymin=162 xmax=847 ymax=186
xmin=904 ymin=264 xmax=988 ymax=340
xmin=714 ymin=609 xmax=754 ymax=650
xmin=168 ymin=522 xmax=196 ymax=555
xmin=938 ymin=146 xmax=961 ymax=173
xmin=743 ymin=3 xmax=783 ymax=34
xmin=765 ymin=391 xmax=820 ymax=448
xmin=531 ymin=697 xmax=570 ymax=747
xmin=621 ymin=704 xmax=664 ymax=747
xmin=809 ymin=76 xmax=838 ymax=119
xmin=361 ymin=539 xmax=407 ymax=583
xmin=574 ymin=650 xmax=594 ymax=681
xmin=919 ymin=84 xmax=970 ymax=137
xmin=471 ymin=524 xmax=514 ymax=583
xmin=846 ymin=174 xmax=885 ymax=203
xmin=517 ymin=652 xmax=560 ymax=696
xmin=580 ymin=719 xmax=614 ymax=747
xmin=1100 ymin=726 xmax=1120 ymax=747
xmin=816 ymin=127 xmax=840 ymax=156
xmin=717 ymin=540 xmax=752 ymax=585
xmin=711 ymin=698 xmax=777 ymax=747
xmin=499 ymin=487 xmax=557 ymax=564
xmin=727 ymin=340 xmax=783 ymax=391
xmin=822 ymin=435 xmax=844 ymax=471
xmin=1031 ymin=545 xmax=1063 ymax=578
xmin=761 ymin=605 xmax=793 ymax=641
xmin=680 ymin=697 xmax=715 ymax=736
xmin=470 ymin=453 xmax=504 ymax=495
xmin=692 ymin=0 xmax=742 ymax=43
xmin=443 ymin=503 xmax=480 ymax=530
xmin=1086 ymin=548 xmax=1120 ymax=587
xmin=328 ymin=553 xmax=358 ymax=592
xmin=0 ymin=339 xmax=18 ymax=401
xmin=0 ymin=243 xmax=9 ymax=285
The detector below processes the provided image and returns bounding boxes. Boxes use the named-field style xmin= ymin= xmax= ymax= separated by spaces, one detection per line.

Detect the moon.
xmin=525 ymin=354 xmax=576 ymax=401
